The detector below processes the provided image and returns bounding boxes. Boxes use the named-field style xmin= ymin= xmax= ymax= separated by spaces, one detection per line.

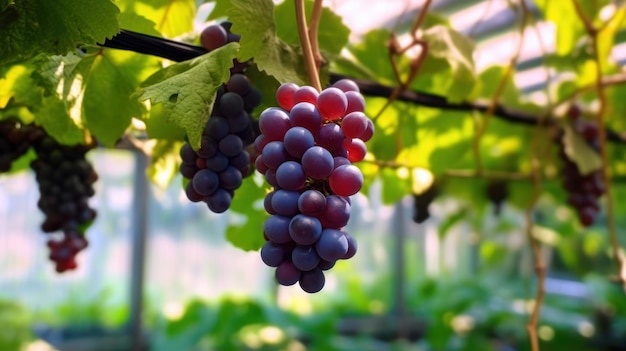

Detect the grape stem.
xmin=308 ymin=0 xmax=324 ymax=71
xmin=573 ymin=0 xmax=626 ymax=292
xmin=295 ymin=0 xmax=322 ymax=91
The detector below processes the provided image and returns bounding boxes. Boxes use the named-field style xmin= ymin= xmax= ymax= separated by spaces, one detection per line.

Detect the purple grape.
xmin=301 ymin=146 xmax=334 ymax=180
xmin=260 ymin=241 xmax=286 ymax=267
xmin=299 ymin=268 xmax=325 ymax=293
xmin=297 ymin=190 xmax=326 ymax=216
xmin=315 ymin=229 xmax=348 ymax=261
xmin=192 ymin=169 xmax=219 ymax=196
xmin=283 ymin=127 xmax=315 ymax=158
xmin=275 ymin=261 xmax=301 ymax=286
xmin=276 ymin=161 xmax=306 ymax=191
xmin=292 ymin=245 xmax=320 ymax=271
xmin=263 ymin=215 xmax=292 ymax=244
xmin=289 ymin=214 xmax=322 ymax=245
xmin=271 ymin=189 xmax=300 ymax=216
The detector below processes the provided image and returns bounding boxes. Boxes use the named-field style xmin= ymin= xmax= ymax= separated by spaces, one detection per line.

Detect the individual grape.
xmin=259 ymin=108 xmax=291 ymax=141
xmin=206 ymin=188 xmax=232 ymax=213
xmin=289 ymin=214 xmax=323 ymax=245
xmin=270 ymin=189 xmax=300 ymax=216
xmin=227 ymin=111 xmax=250 ymax=133
xmin=201 ymin=24 xmax=228 ymax=51
xmin=317 ymin=87 xmax=347 ymax=121
xmin=192 ymin=169 xmax=219 ymax=196
xmin=205 ymin=116 xmax=230 ymax=140
xmin=341 ymin=112 xmax=368 ymax=139
xmin=343 ymin=138 xmax=367 ymax=163
xmin=332 ymin=78 xmax=360 ymax=93
xmin=293 ymin=86 xmax=319 ymax=104
xmin=255 ymin=154 xmax=269 ymax=174
xmin=275 ymin=261 xmax=301 ymax=286
xmin=292 ymin=245 xmax=320 ymax=271
xmin=263 ymin=215 xmax=293 ymax=244
xmin=206 ymin=152 xmax=229 ymax=172
xmin=254 ymin=134 xmax=269 ymax=154
xmin=316 ymin=123 xmax=344 ymax=151
xmin=276 ymin=161 xmax=306 ymax=191
xmin=361 ymin=119 xmax=375 ymax=142
xmin=219 ymin=166 xmax=243 ymax=190
xmin=318 ymin=259 xmax=336 ymax=270
xmin=299 ymin=268 xmax=325 ymax=293
xmin=262 ymin=141 xmax=290 ymax=169
xmin=219 ymin=92 xmax=244 ymax=118
xmin=329 ymin=165 xmax=363 ymax=197
xmin=276 ymin=83 xmax=299 ymax=111
xmin=297 ymin=190 xmax=326 ymax=216
xmin=333 ymin=156 xmax=351 ymax=169
xmin=218 ymin=134 xmax=244 ymax=157
xmin=320 ymin=195 xmax=350 ymax=229
xmin=301 ymin=146 xmax=334 ymax=180
xmin=260 ymin=241 xmax=286 ymax=267
xmin=283 ymin=127 xmax=315 ymax=158
xmin=185 ymin=182 xmax=204 ymax=202
xmin=180 ymin=143 xmax=197 ymax=163
xmin=345 ymin=91 xmax=366 ymax=114
xmin=289 ymin=102 xmax=322 ymax=134
xmin=180 ymin=163 xmax=198 ymax=179
xmin=264 ymin=190 xmax=277 ymax=215
xmin=229 ymin=151 xmax=250 ymax=171
xmin=265 ymin=169 xmax=279 ymax=187
xmin=316 ymin=229 xmax=349 ymax=261
xmin=343 ymin=232 xmax=357 ymax=259
xmin=243 ymin=88 xmax=262 ymax=112
xmin=226 ymin=73 xmax=251 ymax=96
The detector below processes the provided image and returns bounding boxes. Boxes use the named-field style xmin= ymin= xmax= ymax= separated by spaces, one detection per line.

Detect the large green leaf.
xmin=562 ymin=124 xmax=602 ymax=175
xmin=533 ymin=0 xmax=588 ymax=57
xmin=226 ymin=174 xmax=268 ymax=251
xmin=228 ymin=0 xmax=308 ymax=85
xmin=0 ymin=0 xmax=120 ymax=64
xmin=147 ymin=139 xmax=186 ymax=189
xmin=136 ymin=42 xmax=238 ymax=150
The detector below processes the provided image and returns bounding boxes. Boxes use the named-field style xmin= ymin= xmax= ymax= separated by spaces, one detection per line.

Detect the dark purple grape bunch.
xmin=200 ymin=21 xmax=247 ymax=74
xmin=486 ymin=180 xmax=508 ymax=216
xmin=30 ymin=134 xmax=97 ymax=272
xmin=180 ymin=73 xmax=262 ymax=213
xmin=255 ymin=79 xmax=374 ymax=293
xmin=412 ymin=182 xmax=438 ymax=224
xmin=0 ymin=118 xmax=45 ymax=172
xmin=559 ymin=105 xmax=605 ymax=227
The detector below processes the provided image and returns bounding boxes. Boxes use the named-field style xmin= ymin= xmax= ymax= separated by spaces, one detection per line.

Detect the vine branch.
xmin=100 ymin=30 xmax=626 ymax=145
xmin=308 ymin=0 xmax=324 ymax=71
xmin=573 ymin=0 xmax=626 ymax=291
xmin=295 ymin=0 xmax=322 ymax=91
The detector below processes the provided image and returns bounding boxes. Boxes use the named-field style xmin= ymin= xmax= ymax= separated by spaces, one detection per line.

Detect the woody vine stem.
xmin=295 ymin=0 xmax=322 ymax=91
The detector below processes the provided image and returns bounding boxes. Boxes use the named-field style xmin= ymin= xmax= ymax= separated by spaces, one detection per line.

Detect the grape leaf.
xmin=226 ymin=174 xmax=268 ymax=251
xmin=136 ymin=43 xmax=238 ymax=150
xmin=227 ymin=0 xmax=307 ymax=85
xmin=418 ymin=25 xmax=476 ymax=103
xmin=147 ymin=139 xmax=186 ymax=189
xmin=116 ymin=0 xmax=195 ymax=38
xmin=36 ymin=97 xmax=85 ymax=145
xmin=0 ymin=63 xmax=42 ymax=109
xmin=533 ymin=0 xmax=586 ymax=57
xmin=141 ymin=103 xmax=187 ymax=141
xmin=0 ymin=0 xmax=120 ymax=64
xmin=562 ymin=124 xmax=602 ymax=175
xmin=274 ymin=0 xmax=350 ymax=58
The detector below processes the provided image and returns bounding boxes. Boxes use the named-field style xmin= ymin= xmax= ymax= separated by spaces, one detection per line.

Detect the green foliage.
xmin=0 ymin=299 xmax=33 ymax=350
xmin=227 ymin=0 xmax=308 ymax=85
xmin=0 ymin=0 xmax=120 ymax=64
xmin=137 ymin=43 xmax=239 ymax=150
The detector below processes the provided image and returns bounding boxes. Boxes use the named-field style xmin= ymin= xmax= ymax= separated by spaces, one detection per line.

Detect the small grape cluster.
xmin=412 ymin=183 xmax=438 ymax=224
xmin=30 ymin=135 xmax=98 ymax=272
xmin=200 ymin=21 xmax=249 ymax=75
xmin=0 ymin=118 xmax=44 ymax=172
xmin=559 ymin=105 xmax=605 ymax=227
xmin=180 ymin=73 xmax=261 ymax=212
xmin=255 ymin=79 xmax=373 ymax=293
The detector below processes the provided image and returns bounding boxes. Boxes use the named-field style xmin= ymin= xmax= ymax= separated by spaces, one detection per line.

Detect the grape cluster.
xmin=180 ymin=23 xmax=262 ymax=213
xmin=180 ymin=73 xmax=261 ymax=213
xmin=255 ymin=79 xmax=373 ymax=293
xmin=559 ymin=105 xmax=605 ymax=227
xmin=30 ymin=135 xmax=97 ymax=272
xmin=412 ymin=182 xmax=438 ymax=224
xmin=0 ymin=118 xmax=43 ymax=172
xmin=486 ymin=180 xmax=508 ymax=216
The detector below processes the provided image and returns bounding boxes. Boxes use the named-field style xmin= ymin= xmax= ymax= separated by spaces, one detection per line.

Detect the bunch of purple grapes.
xmin=559 ymin=105 xmax=605 ymax=227
xmin=30 ymin=135 xmax=97 ymax=272
xmin=179 ymin=23 xmax=262 ymax=213
xmin=0 ymin=118 xmax=44 ymax=172
xmin=255 ymin=79 xmax=373 ymax=293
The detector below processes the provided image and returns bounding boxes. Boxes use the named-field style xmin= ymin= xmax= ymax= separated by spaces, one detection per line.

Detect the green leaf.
xmin=206 ymin=0 xmax=232 ymax=20
xmin=36 ymin=97 xmax=85 ymax=145
xmin=147 ymin=139 xmax=186 ymax=188
xmin=118 ymin=11 xmax=160 ymax=37
xmin=562 ymin=124 xmax=602 ymax=175
xmin=228 ymin=0 xmax=307 ymax=85
xmin=81 ymin=50 xmax=147 ymax=147
xmin=417 ymin=25 xmax=476 ymax=103
xmin=226 ymin=174 xmax=268 ymax=251
xmin=116 ymin=0 xmax=195 ymax=38
xmin=379 ymin=167 xmax=410 ymax=204
xmin=344 ymin=29 xmax=397 ymax=85
xmin=137 ymin=43 xmax=238 ymax=150
xmin=275 ymin=0 xmax=350 ymax=58
xmin=0 ymin=63 xmax=42 ymax=109
xmin=30 ymin=53 xmax=83 ymax=97
xmin=0 ymin=0 xmax=120 ymax=64
xmin=142 ymin=103 xmax=187 ymax=141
